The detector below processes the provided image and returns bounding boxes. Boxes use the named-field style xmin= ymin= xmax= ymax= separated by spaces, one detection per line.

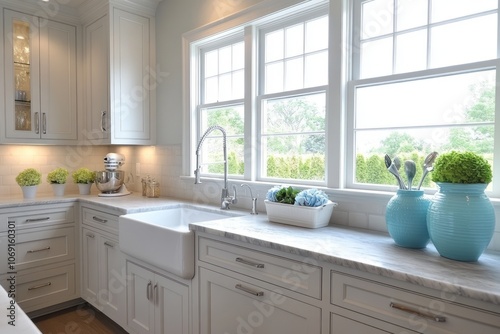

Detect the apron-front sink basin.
xmin=119 ymin=204 xmax=238 ymax=279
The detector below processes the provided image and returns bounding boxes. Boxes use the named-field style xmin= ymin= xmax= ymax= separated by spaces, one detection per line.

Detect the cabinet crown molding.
xmin=79 ymin=0 xmax=162 ymax=21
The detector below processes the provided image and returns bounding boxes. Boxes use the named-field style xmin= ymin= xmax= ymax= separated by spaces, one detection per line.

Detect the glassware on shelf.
xmin=15 ymin=104 xmax=31 ymax=131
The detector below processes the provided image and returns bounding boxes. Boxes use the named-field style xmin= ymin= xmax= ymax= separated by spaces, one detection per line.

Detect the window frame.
xmin=257 ymin=8 xmax=329 ymax=185
xmin=346 ymin=0 xmax=500 ymax=196
xmin=183 ymin=0 xmax=500 ymax=200
xmin=185 ymin=0 xmax=331 ymax=186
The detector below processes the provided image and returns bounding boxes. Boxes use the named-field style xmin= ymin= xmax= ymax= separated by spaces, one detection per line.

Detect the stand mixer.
xmin=95 ymin=153 xmax=131 ymax=197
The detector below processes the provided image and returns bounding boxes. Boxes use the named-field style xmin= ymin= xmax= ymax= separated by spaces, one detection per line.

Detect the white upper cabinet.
xmin=3 ymin=9 xmax=78 ymax=143
xmin=83 ymin=3 xmax=157 ymax=145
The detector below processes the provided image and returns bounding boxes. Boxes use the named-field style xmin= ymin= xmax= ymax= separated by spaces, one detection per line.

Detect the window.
xmin=187 ymin=0 xmax=499 ymax=196
xmin=197 ymin=39 xmax=245 ymax=177
xmin=191 ymin=4 xmax=329 ymax=184
xmin=259 ymin=14 xmax=328 ymax=182
xmin=349 ymin=0 xmax=498 ymax=192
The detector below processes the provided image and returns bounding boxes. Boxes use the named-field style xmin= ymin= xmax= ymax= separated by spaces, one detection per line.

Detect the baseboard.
xmin=27 ymin=298 xmax=85 ymax=319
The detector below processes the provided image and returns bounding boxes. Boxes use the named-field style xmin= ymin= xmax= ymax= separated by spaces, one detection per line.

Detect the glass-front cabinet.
xmin=4 ymin=11 xmax=39 ymax=138
xmin=3 ymin=9 xmax=77 ymax=142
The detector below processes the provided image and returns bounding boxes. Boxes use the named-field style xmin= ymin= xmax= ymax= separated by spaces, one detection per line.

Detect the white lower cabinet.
xmin=198 ymin=267 xmax=321 ymax=334
xmin=80 ymin=206 xmax=126 ymax=329
xmin=81 ymin=227 xmax=126 ymax=326
xmin=330 ymin=270 xmax=500 ymax=334
xmin=126 ymin=261 xmax=189 ymax=334
xmin=195 ymin=233 xmax=500 ymax=334
xmin=0 ymin=203 xmax=77 ymax=313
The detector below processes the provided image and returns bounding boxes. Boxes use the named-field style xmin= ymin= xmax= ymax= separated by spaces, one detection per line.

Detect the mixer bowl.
xmin=95 ymin=171 xmax=125 ymax=193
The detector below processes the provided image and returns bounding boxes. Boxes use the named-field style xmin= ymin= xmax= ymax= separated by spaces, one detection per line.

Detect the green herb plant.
xmin=47 ymin=167 xmax=69 ymax=184
xmin=431 ymin=151 xmax=492 ymax=184
xmin=16 ymin=168 xmax=42 ymax=186
xmin=275 ymin=186 xmax=300 ymax=204
xmin=72 ymin=168 xmax=95 ymax=184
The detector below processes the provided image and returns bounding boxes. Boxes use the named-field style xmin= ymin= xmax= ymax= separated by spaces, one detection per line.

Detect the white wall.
xmin=155 ymin=0 xmax=263 ymax=145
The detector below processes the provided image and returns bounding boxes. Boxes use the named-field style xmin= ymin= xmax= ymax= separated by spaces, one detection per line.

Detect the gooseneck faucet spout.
xmin=194 ymin=125 xmax=237 ymax=209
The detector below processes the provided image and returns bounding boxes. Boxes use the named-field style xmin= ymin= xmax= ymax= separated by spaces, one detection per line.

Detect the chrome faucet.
xmin=194 ymin=125 xmax=237 ymax=210
xmin=241 ymin=184 xmax=258 ymax=215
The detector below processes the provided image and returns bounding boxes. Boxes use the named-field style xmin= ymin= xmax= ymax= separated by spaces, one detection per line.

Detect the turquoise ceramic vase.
xmin=385 ymin=190 xmax=431 ymax=249
xmin=427 ymin=183 xmax=495 ymax=262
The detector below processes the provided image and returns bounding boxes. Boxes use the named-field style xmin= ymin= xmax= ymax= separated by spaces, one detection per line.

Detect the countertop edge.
xmin=189 ymin=221 xmax=500 ymax=307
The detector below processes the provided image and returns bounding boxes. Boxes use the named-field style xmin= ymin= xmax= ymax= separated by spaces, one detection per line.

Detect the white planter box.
xmin=264 ymin=200 xmax=337 ymax=228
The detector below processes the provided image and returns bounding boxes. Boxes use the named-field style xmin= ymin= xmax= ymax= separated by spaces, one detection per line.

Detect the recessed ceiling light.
xmin=16 ymin=35 xmax=25 ymax=40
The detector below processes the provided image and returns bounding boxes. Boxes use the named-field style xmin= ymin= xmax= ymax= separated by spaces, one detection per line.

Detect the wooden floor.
xmin=32 ymin=303 xmax=129 ymax=334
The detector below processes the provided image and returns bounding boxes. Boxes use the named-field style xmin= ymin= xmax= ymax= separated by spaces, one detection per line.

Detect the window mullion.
xmin=244 ymin=25 xmax=257 ymax=181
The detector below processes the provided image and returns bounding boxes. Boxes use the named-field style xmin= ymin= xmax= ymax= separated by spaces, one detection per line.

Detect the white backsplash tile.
xmin=1 ymin=144 xmax=498 ymax=251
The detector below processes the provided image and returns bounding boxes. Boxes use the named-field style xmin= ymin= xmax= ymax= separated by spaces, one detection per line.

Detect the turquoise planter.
xmin=385 ymin=190 xmax=431 ymax=249
xmin=427 ymin=183 xmax=495 ymax=262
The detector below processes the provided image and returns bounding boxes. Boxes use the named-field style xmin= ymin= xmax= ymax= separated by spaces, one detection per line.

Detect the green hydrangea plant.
xmin=72 ymin=168 xmax=95 ymax=184
xmin=431 ymin=151 xmax=492 ymax=184
xmin=47 ymin=167 xmax=69 ymax=184
xmin=16 ymin=168 xmax=42 ymax=186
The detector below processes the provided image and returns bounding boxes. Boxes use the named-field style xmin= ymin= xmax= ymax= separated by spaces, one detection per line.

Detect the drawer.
xmin=199 ymin=237 xmax=322 ymax=299
xmin=330 ymin=271 xmax=500 ymax=334
xmin=0 ymin=227 xmax=74 ymax=273
xmin=82 ymin=207 xmax=119 ymax=234
xmin=2 ymin=264 xmax=76 ymax=313
xmin=0 ymin=204 xmax=74 ymax=232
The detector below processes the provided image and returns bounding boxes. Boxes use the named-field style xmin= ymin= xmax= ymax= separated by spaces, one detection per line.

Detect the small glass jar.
xmin=146 ymin=179 xmax=160 ymax=198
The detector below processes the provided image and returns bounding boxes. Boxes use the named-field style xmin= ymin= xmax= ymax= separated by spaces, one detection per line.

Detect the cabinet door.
xmin=99 ymin=235 xmax=126 ymax=326
xmin=84 ymin=15 xmax=109 ymax=141
xmin=3 ymin=9 xmax=41 ymax=139
xmin=127 ymin=262 xmax=155 ymax=334
xmin=112 ymin=8 xmax=152 ymax=143
xmin=199 ymin=268 xmax=321 ymax=334
xmin=81 ymin=228 xmax=99 ymax=305
xmin=155 ymin=274 xmax=189 ymax=334
xmin=39 ymin=19 xmax=77 ymax=140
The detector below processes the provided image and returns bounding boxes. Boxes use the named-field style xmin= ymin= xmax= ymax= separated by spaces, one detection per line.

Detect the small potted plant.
xmin=16 ymin=168 xmax=42 ymax=199
xmin=264 ymin=186 xmax=336 ymax=228
xmin=72 ymin=168 xmax=95 ymax=195
xmin=47 ymin=167 xmax=69 ymax=196
xmin=427 ymin=151 xmax=495 ymax=261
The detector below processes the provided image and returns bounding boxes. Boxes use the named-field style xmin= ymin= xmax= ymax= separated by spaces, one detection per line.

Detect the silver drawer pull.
xmin=147 ymin=281 xmax=152 ymax=300
xmin=25 ymin=217 xmax=50 ymax=222
xmin=235 ymin=284 xmax=264 ymax=297
xmin=28 ymin=282 xmax=52 ymax=291
xmin=92 ymin=216 xmax=107 ymax=223
xmin=236 ymin=257 xmax=265 ymax=268
xmin=390 ymin=302 xmax=446 ymax=323
xmin=27 ymin=246 xmax=50 ymax=253
xmin=86 ymin=233 xmax=95 ymax=238
xmin=104 ymin=241 xmax=114 ymax=248
xmin=101 ymin=110 xmax=107 ymax=132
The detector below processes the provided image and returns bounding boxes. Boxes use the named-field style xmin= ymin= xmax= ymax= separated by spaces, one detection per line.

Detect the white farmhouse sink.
xmin=119 ymin=205 xmax=238 ymax=279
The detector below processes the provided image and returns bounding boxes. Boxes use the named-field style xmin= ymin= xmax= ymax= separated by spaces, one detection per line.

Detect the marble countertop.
xmin=189 ymin=214 xmax=500 ymax=306
xmin=0 ymin=193 xmax=198 ymax=215
xmin=1 ymin=193 xmax=499 ymax=307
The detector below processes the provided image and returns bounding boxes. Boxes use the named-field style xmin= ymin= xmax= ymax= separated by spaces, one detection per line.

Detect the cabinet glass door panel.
xmin=4 ymin=9 xmax=41 ymax=140
xmin=13 ymin=20 xmax=32 ymax=132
